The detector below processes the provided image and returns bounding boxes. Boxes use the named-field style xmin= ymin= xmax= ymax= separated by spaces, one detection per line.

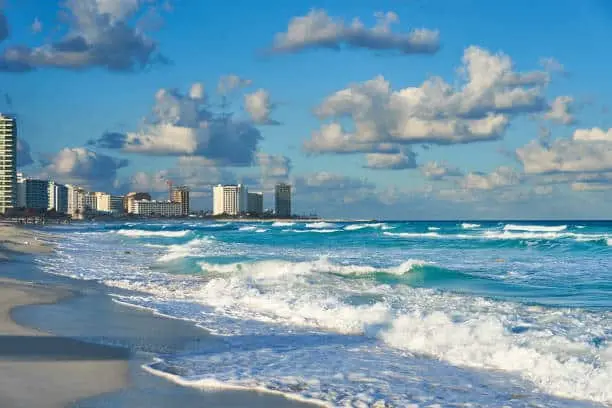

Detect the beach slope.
xmin=0 ymin=278 xmax=129 ymax=408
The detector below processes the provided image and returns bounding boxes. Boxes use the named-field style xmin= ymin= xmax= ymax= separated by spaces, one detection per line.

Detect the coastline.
xmin=0 ymin=223 xmax=317 ymax=408
xmin=0 ymin=277 xmax=129 ymax=408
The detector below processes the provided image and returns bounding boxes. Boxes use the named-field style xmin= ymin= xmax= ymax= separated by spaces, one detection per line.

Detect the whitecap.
xmin=116 ymin=229 xmax=191 ymax=238
xmin=503 ymin=224 xmax=567 ymax=232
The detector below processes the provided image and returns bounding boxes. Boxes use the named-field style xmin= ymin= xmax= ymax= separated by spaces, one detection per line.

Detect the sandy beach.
xmin=0 ymin=223 xmax=315 ymax=408
xmin=0 ymin=277 xmax=129 ymax=408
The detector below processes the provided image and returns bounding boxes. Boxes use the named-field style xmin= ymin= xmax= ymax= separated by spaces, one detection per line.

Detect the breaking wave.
xmin=116 ymin=229 xmax=192 ymax=238
xmin=503 ymin=224 xmax=567 ymax=232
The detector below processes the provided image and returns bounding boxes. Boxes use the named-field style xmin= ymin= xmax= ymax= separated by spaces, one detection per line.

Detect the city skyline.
xmin=2 ymin=1 xmax=612 ymax=219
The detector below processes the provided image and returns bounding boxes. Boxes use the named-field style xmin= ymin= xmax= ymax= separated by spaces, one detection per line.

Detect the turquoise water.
xmin=36 ymin=220 xmax=611 ymax=407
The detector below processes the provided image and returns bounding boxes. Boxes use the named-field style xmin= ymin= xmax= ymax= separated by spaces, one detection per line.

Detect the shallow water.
xmin=34 ymin=220 xmax=611 ymax=407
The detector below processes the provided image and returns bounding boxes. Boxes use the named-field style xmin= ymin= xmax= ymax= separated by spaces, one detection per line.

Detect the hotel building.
xmin=48 ymin=181 xmax=68 ymax=214
xmin=130 ymin=200 xmax=182 ymax=217
xmin=274 ymin=183 xmax=292 ymax=218
xmin=212 ymin=184 xmax=248 ymax=216
xmin=247 ymin=191 xmax=264 ymax=215
xmin=172 ymin=186 xmax=190 ymax=216
xmin=0 ymin=114 xmax=17 ymax=213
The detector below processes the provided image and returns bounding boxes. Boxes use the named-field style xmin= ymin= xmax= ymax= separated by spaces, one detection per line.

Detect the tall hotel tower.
xmin=0 ymin=114 xmax=17 ymax=214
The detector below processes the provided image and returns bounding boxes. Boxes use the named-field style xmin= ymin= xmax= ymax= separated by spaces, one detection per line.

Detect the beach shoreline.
xmin=0 ymin=277 xmax=130 ymax=408
xmin=0 ymin=223 xmax=317 ymax=408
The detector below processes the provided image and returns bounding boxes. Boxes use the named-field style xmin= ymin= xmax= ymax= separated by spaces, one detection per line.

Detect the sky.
xmin=2 ymin=0 xmax=612 ymax=219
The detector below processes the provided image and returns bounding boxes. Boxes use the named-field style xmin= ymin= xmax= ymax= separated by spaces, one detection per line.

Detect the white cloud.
xmin=40 ymin=147 xmax=128 ymax=189
xmin=461 ymin=166 xmax=522 ymax=190
xmin=573 ymin=127 xmax=612 ymax=142
xmin=256 ymin=153 xmax=291 ymax=179
xmin=17 ymin=139 xmax=34 ymax=167
xmin=363 ymin=149 xmax=417 ymax=170
xmin=420 ymin=161 xmax=463 ymax=180
xmin=544 ymin=96 xmax=574 ymax=125
xmin=244 ymin=89 xmax=278 ymax=125
xmin=517 ymin=129 xmax=612 ymax=174
xmin=305 ymin=46 xmax=549 ymax=154
xmin=90 ymin=83 xmax=264 ymax=165
xmin=271 ymin=9 xmax=439 ymax=55
xmin=0 ymin=0 xmax=167 ymax=72
xmin=217 ymin=74 xmax=252 ymax=95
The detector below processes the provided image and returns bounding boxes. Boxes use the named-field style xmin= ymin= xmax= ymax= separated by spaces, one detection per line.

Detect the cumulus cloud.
xmin=461 ymin=166 xmax=522 ymax=190
xmin=90 ymin=83 xmax=265 ymax=166
xmin=17 ymin=139 xmax=34 ymax=167
xmin=0 ymin=0 xmax=167 ymax=72
xmin=420 ymin=161 xmax=463 ymax=180
xmin=217 ymin=74 xmax=252 ymax=95
xmin=363 ymin=148 xmax=417 ymax=170
xmin=40 ymin=147 xmax=128 ymax=189
xmin=573 ymin=127 xmax=612 ymax=142
xmin=256 ymin=153 xmax=291 ymax=179
xmin=540 ymin=57 xmax=566 ymax=74
xmin=544 ymin=96 xmax=574 ymax=125
xmin=305 ymin=46 xmax=550 ymax=154
xmin=270 ymin=9 xmax=439 ymax=55
xmin=517 ymin=127 xmax=612 ymax=174
xmin=244 ymin=89 xmax=279 ymax=125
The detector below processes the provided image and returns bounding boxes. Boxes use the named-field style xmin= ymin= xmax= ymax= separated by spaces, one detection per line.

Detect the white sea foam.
xmin=199 ymin=257 xmax=427 ymax=278
xmin=384 ymin=232 xmax=441 ymax=238
xmin=142 ymin=361 xmax=332 ymax=407
xmin=271 ymin=221 xmax=295 ymax=227
xmin=503 ymin=224 xmax=567 ymax=232
xmin=305 ymin=222 xmax=338 ymax=229
xmin=239 ymin=226 xmax=258 ymax=231
xmin=381 ymin=311 xmax=612 ymax=404
xmin=344 ymin=223 xmax=389 ymax=231
xmin=157 ymin=237 xmax=216 ymax=262
xmin=116 ymin=229 xmax=191 ymax=238
xmin=607 ymin=238 xmax=612 ymax=246
xmin=427 ymin=227 xmax=441 ymax=231
xmin=461 ymin=223 xmax=481 ymax=229
xmin=283 ymin=229 xmax=341 ymax=234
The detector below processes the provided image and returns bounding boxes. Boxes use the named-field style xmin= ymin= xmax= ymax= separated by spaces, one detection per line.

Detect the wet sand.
xmin=0 ymin=278 xmax=129 ymax=408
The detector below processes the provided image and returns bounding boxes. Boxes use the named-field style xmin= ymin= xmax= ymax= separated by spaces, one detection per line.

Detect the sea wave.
xmin=503 ymin=224 xmax=567 ymax=232
xmin=344 ymin=223 xmax=389 ymax=231
xmin=271 ymin=221 xmax=295 ymax=227
xmin=382 ymin=311 xmax=612 ymax=404
xmin=157 ymin=237 xmax=216 ymax=262
xmin=116 ymin=229 xmax=192 ymax=238
xmin=305 ymin=222 xmax=338 ymax=229
xmin=461 ymin=223 xmax=481 ymax=229
xmin=283 ymin=229 xmax=341 ymax=234
xmin=199 ymin=257 xmax=428 ymax=278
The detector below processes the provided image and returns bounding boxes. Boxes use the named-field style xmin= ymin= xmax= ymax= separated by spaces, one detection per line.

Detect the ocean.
xmin=33 ymin=220 xmax=611 ymax=407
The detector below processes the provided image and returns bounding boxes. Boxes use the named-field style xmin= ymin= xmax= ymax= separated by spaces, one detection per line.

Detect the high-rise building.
xmin=212 ymin=184 xmax=247 ymax=216
xmin=83 ymin=192 xmax=98 ymax=213
xmin=16 ymin=172 xmax=26 ymax=208
xmin=124 ymin=192 xmax=151 ymax=213
xmin=247 ymin=192 xmax=263 ymax=215
xmin=274 ymin=183 xmax=291 ymax=218
xmin=18 ymin=178 xmax=49 ymax=210
xmin=172 ymin=186 xmax=190 ymax=216
xmin=0 ymin=114 xmax=17 ymax=213
xmin=96 ymin=192 xmax=125 ymax=215
xmin=48 ymin=181 xmax=68 ymax=214
xmin=66 ymin=185 xmax=85 ymax=217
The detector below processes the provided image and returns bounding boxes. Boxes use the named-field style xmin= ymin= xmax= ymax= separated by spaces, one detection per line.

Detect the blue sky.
xmin=2 ymin=0 xmax=612 ymax=218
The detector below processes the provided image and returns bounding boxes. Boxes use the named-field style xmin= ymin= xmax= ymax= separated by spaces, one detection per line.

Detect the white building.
xmin=247 ymin=191 xmax=263 ymax=215
xmin=0 ymin=114 xmax=17 ymax=213
xmin=95 ymin=192 xmax=124 ymax=215
xmin=130 ymin=200 xmax=182 ymax=217
xmin=213 ymin=184 xmax=247 ymax=216
xmin=48 ymin=181 xmax=68 ymax=214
